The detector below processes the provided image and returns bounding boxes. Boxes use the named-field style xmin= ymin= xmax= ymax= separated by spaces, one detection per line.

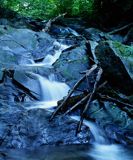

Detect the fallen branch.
xmin=77 ymin=67 xmax=103 ymax=132
xmin=63 ymin=81 xmax=107 ymax=116
xmin=12 ymin=79 xmax=39 ymax=100
xmin=43 ymin=13 xmax=67 ymax=32
xmin=50 ymin=64 xmax=98 ymax=120
xmin=99 ymin=94 xmax=133 ymax=108
xmin=63 ymin=93 xmax=90 ymax=116
xmin=108 ymin=22 xmax=133 ymax=35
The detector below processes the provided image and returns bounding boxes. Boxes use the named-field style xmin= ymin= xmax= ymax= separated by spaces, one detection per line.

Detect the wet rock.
xmin=108 ymin=34 xmax=124 ymax=43
xmin=32 ymin=31 xmax=56 ymax=61
xmin=95 ymin=41 xmax=133 ymax=95
xmin=83 ymin=27 xmax=128 ymax=43
xmin=56 ymin=18 xmax=87 ymax=33
xmin=54 ymin=43 xmax=90 ymax=87
xmin=13 ymin=71 xmax=41 ymax=100
xmin=0 ymin=103 xmax=90 ymax=149
xmin=0 ymin=25 xmax=57 ymax=66
xmin=87 ymin=100 xmax=133 ymax=144
xmin=83 ymin=28 xmax=107 ymax=42
xmin=0 ymin=18 xmax=10 ymax=25
xmin=50 ymin=25 xmax=80 ymax=37
xmin=0 ymin=71 xmax=3 ymax=81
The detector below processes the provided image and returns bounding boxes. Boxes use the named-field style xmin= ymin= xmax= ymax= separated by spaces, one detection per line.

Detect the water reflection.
xmin=0 ymin=144 xmax=133 ymax=160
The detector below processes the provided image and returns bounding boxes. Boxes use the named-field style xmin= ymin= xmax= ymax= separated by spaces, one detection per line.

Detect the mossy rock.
xmin=95 ymin=41 xmax=133 ymax=95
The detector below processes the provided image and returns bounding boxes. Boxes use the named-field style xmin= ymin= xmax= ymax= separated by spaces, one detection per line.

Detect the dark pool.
xmin=0 ymin=144 xmax=133 ymax=160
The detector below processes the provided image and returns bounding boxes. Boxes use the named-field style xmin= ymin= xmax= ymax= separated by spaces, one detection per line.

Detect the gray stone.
xmin=14 ymin=71 xmax=40 ymax=99
xmin=54 ymin=43 xmax=90 ymax=87
xmin=95 ymin=41 xmax=133 ymax=95
xmin=87 ymin=100 xmax=133 ymax=144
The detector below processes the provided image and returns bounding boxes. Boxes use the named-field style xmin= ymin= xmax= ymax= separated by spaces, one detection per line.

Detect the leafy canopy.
xmin=1 ymin=0 xmax=94 ymax=19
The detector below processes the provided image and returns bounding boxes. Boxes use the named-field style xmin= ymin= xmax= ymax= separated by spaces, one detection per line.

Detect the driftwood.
xmin=43 ymin=13 xmax=67 ymax=32
xmin=62 ymin=81 xmax=107 ymax=116
xmin=12 ymin=79 xmax=39 ymax=100
xmin=58 ymin=93 xmax=85 ymax=108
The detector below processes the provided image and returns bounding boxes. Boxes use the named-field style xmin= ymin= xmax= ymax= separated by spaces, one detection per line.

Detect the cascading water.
xmin=71 ymin=116 xmax=131 ymax=160
xmin=38 ymin=74 xmax=70 ymax=101
xmin=28 ymin=73 xmax=70 ymax=109
xmin=27 ymin=41 xmax=132 ymax=160
xmin=71 ymin=116 xmax=108 ymax=144
xmin=24 ymin=41 xmax=68 ymax=67
xmin=28 ymin=41 xmax=70 ymax=109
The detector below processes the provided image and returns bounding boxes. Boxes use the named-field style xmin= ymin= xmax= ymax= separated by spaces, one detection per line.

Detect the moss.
xmin=112 ymin=41 xmax=133 ymax=58
xmin=103 ymin=40 xmax=133 ymax=79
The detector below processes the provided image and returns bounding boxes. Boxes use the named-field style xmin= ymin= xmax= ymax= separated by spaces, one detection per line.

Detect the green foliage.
xmin=1 ymin=0 xmax=95 ymax=19
xmin=2 ymin=0 xmax=132 ymax=23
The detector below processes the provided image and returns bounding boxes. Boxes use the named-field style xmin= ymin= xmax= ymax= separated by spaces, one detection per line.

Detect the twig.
xmin=99 ymin=94 xmax=133 ymax=108
xmin=50 ymin=64 xmax=98 ymax=120
xmin=43 ymin=13 xmax=67 ymax=32
xmin=63 ymin=81 xmax=107 ymax=116
xmin=108 ymin=22 xmax=133 ymax=35
xmin=63 ymin=93 xmax=90 ymax=116
xmin=77 ymin=67 xmax=103 ymax=133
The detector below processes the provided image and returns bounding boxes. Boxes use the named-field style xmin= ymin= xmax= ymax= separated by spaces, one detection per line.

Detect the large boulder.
xmin=0 ymin=25 xmax=57 ymax=67
xmin=87 ymin=100 xmax=133 ymax=144
xmin=95 ymin=41 xmax=133 ymax=95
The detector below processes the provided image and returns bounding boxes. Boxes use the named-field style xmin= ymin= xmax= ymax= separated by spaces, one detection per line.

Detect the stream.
xmin=5 ymin=42 xmax=131 ymax=160
xmin=0 ymin=23 xmax=133 ymax=160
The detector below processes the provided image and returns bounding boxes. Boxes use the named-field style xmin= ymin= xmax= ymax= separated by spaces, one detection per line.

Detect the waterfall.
xmin=42 ymin=41 xmax=68 ymax=66
xmin=71 ymin=116 xmax=108 ymax=144
xmin=25 ymin=39 xmax=131 ymax=160
xmin=70 ymin=116 xmax=130 ymax=160
xmin=38 ymin=74 xmax=70 ymax=101
xmin=28 ymin=73 xmax=70 ymax=110
xmin=26 ymin=41 xmax=70 ymax=109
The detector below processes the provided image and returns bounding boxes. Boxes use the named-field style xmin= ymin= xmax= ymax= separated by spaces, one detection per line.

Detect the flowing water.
xmin=25 ymin=41 xmax=133 ymax=160
xmin=70 ymin=116 xmax=133 ymax=160
xmin=2 ymin=41 xmax=132 ymax=160
xmin=24 ymin=41 xmax=68 ymax=67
